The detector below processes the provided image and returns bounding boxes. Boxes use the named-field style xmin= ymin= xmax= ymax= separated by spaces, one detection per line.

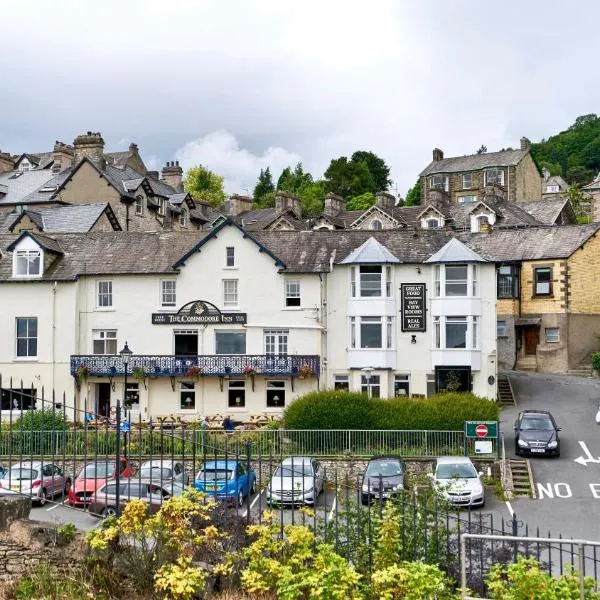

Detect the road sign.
xmin=119 ymin=420 xmax=131 ymax=433
xmin=464 ymin=421 xmax=498 ymax=438
xmin=475 ymin=424 xmax=488 ymax=438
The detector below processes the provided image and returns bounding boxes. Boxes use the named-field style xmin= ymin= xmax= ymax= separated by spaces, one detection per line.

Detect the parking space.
xmin=500 ymin=371 xmax=600 ymax=540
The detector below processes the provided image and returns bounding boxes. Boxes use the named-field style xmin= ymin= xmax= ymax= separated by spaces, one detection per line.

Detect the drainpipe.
xmin=52 ymin=281 xmax=57 ymax=392
xmin=320 ymin=272 xmax=328 ymax=389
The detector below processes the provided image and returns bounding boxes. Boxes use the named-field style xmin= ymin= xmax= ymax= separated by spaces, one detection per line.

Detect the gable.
xmin=350 ymin=205 xmax=403 ymax=230
xmin=57 ymin=160 xmax=121 ymax=205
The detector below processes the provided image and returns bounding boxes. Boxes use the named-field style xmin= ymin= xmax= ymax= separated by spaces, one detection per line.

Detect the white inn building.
xmin=0 ymin=221 xmax=499 ymax=419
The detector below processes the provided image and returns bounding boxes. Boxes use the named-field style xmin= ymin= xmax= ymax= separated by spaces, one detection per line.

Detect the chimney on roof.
xmin=161 ymin=160 xmax=184 ymax=192
xmin=275 ymin=190 xmax=302 ymax=219
xmin=146 ymin=170 xmax=159 ymax=180
xmin=52 ymin=141 xmax=74 ymax=173
xmin=323 ymin=192 xmax=346 ymax=217
xmin=520 ymin=137 xmax=531 ymax=151
xmin=223 ymin=193 xmax=253 ymax=216
xmin=73 ymin=131 xmax=105 ymax=169
xmin=433 ymin=148 xmax=444 ymax=162
xmin=0 ymin=151 xmax=14 ymax=173
xmin=375 ymin=191 xmax=396 ymax=211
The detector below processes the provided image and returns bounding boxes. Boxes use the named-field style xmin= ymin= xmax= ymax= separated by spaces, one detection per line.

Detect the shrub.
xmin=592 ymin=352 xmax=600 ymax=372
xmin=371 ymin=561 xmax=456 ymax=600
xmin=15 ymin=408 xmax=67 ymax=431
xmin=283 ymin=390 xmax=498 ymax=431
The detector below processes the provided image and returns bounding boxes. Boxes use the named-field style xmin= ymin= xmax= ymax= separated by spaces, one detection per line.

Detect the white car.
xmin=430 ymin=457 xmax=485 ymax=508
xmin=138 ymin=459 xmax=190 ymax=486
xmin=267 ymin=457 xmax=325 ymax=506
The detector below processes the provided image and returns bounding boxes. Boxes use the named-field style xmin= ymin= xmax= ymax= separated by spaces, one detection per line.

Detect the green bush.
xmin=15 ymin=408 xmax=67 ymax=431
xmin=592 ymin=352 xmax=600 ymax=372
xmin=283 ymin=390 xmax=499 ymax=431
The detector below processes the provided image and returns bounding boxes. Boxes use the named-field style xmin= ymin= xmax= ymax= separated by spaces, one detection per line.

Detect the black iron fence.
xmin=0 ymin=379 xmax=598 ymax=595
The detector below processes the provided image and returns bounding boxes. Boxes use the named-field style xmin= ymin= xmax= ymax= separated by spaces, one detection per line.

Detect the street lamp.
xmin=116 ymin=341 xmax=132 ymax=516
xmin=361 ymin=367 xmax=374 ymax=398
xmin=120 ymin=341 xmax=133 ymax=408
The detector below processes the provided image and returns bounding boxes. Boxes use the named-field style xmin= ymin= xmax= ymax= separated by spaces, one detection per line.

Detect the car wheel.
xmin=38 ymin=488 xmax=47 ymax=506
xmin=250 ymin=478 xmax=257 ymax=495
xmin=64 ymin=479 xmax=72 ymax=496
xmin=102 ymin=506 xmax=118 ymax=518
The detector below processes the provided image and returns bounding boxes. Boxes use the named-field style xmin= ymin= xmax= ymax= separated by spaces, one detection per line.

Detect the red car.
xmin=68 ymin=458 xmax=133 ymax=507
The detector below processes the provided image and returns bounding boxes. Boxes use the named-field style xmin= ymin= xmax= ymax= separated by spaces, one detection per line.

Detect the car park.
xmin=89 ymin=479 xmax=186 ymax=517
xmin=68 ymin=458 xmax=133 ymax=507
xmin=138 ymin=459 xmax=190 ymax=486
xmin=430 ymin=457 xmax=485 ymax=508
xmin=361 ymin=456 xmax=405 ymax=505
xmin=0 ymin=461 xmax=71 ymax=506
xmin=514 ymin=410 xmax=561 ymax=457
xmin=194 ymin=460 xmax=256 ymax=506
xmin=267 ymin=456 xmax=325 ymax=506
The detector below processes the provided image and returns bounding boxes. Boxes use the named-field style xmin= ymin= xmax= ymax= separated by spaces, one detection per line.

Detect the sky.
xmin=1 ymin=0 xmax=599 ymax=196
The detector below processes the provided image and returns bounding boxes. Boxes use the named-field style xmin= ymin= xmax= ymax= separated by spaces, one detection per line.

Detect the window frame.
xmin=15 ymin=317 xmax=38 ymax=359
xmin=285 ymin=279 xmax=301 ymax=307
xmin=266 ymin=380 xmax=286 ymax=408
xmin=426 ymin=218 xmax=440 ymax=229
xmin=334 ymin=374 xmax=349 ymax=391
xmin=135 ymin=195 xmax=144 ymax=216
xmin=445 ymin=264 xmax=468 ymax=297
xmin=179 ymin=208 xmax=188 ymax=227
xmin=445 ymin=316 xmax=468 ymax=349
xmin=545 ymin=327 xmax=560 ymax=343
xmin=14 ymin=249 xmax=41 ymax=277
xmin=226 ymin=247 xmax=235 ymax=267
xmin=215 ymin=330 xmax=246 ymax=355
xmin=158 ymin=198 xmax=167 ymax=217
xmin=484 ymin=168 xmax=505 ymax=186
xmin=497 ymin=320 xmax=507 ymax=337
xmin=179 ymin=382 xmax=196 ymax=411
xmin=359 ymin=316 xmax=383 ymax=349
xmin=360 ymin=374 xmax=381 ymax=398
xmin=430 ymin=174 xmax=449 ymax=192
xmin=458 ymin=195 xmax=477 ymax=203
xmin=359 ymin=265 xmax=382 ymax=297
xmin=534 ymin=266 xmax=553 ymax=297
xmin=462 ymin=173 xmax=472 ymax=190
xmin=223 ymin=279 xmax=239 ymax=307
xmin=264 ymin=330 xmax=289 ymax=356
xmin=92 ymin=330 xmax=117 ymax=355
xmin=228 ymin=379 xmax=246 ymax=408
xmin=160 ymin=280 xmax=176 ymax=307
xmin=394 ymin=374 xmax=410 ymax=397
xmin=370 ymin=219 xmax=383 ymax=230
xmin=97 ymin=280 xmax=113 ymax=308
xmin=497 ymin=265 xmax=519 ymax=299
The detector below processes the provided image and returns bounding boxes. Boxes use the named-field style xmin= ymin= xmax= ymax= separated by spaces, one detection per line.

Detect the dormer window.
xmin=547 ymin=184 xmax=559 ymax=193
xmin=370 ymin=219 xmax=383 ymax=230
xmin=14 ymin=250 xmax=41 ymax=277
xmin=19 ymin=160 xmax=31 ymax=172
xmin=477 ymin=215 xmax=490 ymax=231
xmin=179 ymin=208 xmax=188 ymax=227
xmin=426 ymin=218 xmax=440 ymax=229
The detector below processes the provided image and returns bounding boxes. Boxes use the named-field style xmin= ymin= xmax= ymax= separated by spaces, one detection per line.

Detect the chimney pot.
xmin=433 ymin=148 xmax=444 ymax=162
xmin=73 ymin=131 xmax=105 ymax=169
xmin=520 ymin=137 xmax=531 ymax=151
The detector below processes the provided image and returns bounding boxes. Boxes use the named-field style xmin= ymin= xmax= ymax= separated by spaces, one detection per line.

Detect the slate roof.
xmin=425 ymin=238 xmax=487 ymax=263
xmin=449 ymin=198 xmax=543 ymax=229
xmin=516 ymin=199 xmax=572 ymax=225
xmin=235 ymin=208 xmax=306 ymax=231
xmin=420 ymin=149 xmax=529 ymax=177
xmin=340 ymin=237 xmax=400 ymax=264
xmin=12 ymin=204 xmax=113 ymax=233
xmin=104 ymin=151 xmax=130 ymax=167
xmin=0 ymin=170 xmax=57 ymax=205
xmin=17 ymin=169 xmax=74 ymax=205
xmin=583 ymin=173 xmax=600 ymax=191
xmin=543 ymin=175 xmax=568 ymax=193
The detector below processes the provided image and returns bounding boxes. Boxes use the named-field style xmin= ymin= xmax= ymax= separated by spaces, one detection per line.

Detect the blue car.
xmin=194 ymin=460 xmax=256 ymax=506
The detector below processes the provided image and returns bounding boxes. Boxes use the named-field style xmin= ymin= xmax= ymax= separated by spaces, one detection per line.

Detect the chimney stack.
xmin=52 ymin=141 xmax=74 ymax=173
xmin=161 ymin=160 xmax=184 ymax=192
xmin=222 ymin=193 xmax=253 ymax=216
xmin=432 ymin=148 xmax=444 ymax=162
xmin=520 ymin=137 xmax=531 ymax=151
xmin=0 ymin=151 xmax=14 ymax=173
xmin=375 ymin=191 xmax=396 ymax=211
xmin=73 ymin=131 xmax=105 ymax=169
xmin=323 ymin=192 xmax=346 ymax=216
xmin=275 ymin=190 xmax=302 ymax=219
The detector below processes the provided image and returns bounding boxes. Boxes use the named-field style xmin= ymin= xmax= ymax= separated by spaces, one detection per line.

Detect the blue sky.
xmin=1 ymin=0 xmax=598 ymax=195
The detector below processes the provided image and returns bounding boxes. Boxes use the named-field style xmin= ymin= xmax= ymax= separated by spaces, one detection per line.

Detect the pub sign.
xmin=152 ymin=300 xmax=247 ymax=325
xmin=401 ymin=283 xmax=426 ymax=332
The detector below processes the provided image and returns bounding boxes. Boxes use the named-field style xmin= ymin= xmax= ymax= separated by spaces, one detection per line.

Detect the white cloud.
xmin=174 ymin=130 xmax=301 ymax=195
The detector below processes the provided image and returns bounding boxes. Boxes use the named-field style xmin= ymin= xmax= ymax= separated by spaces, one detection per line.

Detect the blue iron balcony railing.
xmin=70 ymin=354 xmax=320 ymax=378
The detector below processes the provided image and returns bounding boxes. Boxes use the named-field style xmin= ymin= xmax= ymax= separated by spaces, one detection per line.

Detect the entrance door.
xmin=524 ymin=328 xmax=539 ymax=355
xmin=96 ymin=383 xmax=111 ymax=417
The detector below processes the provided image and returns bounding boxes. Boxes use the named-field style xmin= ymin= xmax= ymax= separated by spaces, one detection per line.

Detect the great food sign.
xmin=400 ymin=283 xmax=426 ymax=332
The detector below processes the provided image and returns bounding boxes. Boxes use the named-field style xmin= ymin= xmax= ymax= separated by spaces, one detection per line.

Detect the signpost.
xmin=464 ymin=421 xmax=499 ymax=457
xmin=401 ymin=283 xmax=426 ymax=332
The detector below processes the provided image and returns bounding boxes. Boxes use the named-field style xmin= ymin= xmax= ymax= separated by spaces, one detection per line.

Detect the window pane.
xmin=445 ymin=265 xmax=468 ymax=296
xmin=497 ymin=320 xmax=506 ymax=336
xmin=360 ymin=319 xmax=382 ymax=348
xmin=215 ymin=331 xmax=246 ymax=354
xmin=334 ymin=376 xmax=349 ymax=391
xmin=446 ymin=318 xmax=467 ymax=349
xmin=180 ymin=382 xmax=195 ymax=410
xmin=223 ymin=280 xmax=238 ymax=305
xmin=16 ymin=339 xmax=28 ymax=357
xmin=285 ymin=280 xmax=301 ymax=306
xmin=30 ymin=253 xmax=40 ymax=274
xmin=226 ymin=247 xmax=235 ymax=267
xmin=360 ymin=266 xmax=381 ymax=297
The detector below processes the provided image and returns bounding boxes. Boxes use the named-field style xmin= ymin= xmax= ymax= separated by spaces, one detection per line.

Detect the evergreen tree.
xmin=253 ymin=167 xmax=275 ymax=203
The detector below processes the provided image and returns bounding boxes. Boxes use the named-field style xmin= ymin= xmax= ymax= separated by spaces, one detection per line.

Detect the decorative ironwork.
xmin=70 ymin=354 xmax=320 ymax=379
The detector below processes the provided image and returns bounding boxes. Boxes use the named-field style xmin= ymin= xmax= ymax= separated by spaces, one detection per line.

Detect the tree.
xmin=565 ymin=184 xmax=590 ymax=219
xmin=346 ymin=192 xmax=375 ymax=211
xmin=405 ymin=179 xmax=422 ymax=206
xmin=276 ymin=163 xmax=312 ymax=194
xmin=253 ymin=167 xmax=274 ymax=203
xmin=324 ymin=156 xmax=374 ymax=198
xmin=581 ymin=137 xmax=600 ymax=170
xmin=183 ymin=165 xmax=226 ymax=207
xmin=476 ymin=145 xmax=487 ymax=154
xmin=297 ymin=180 xmax=326 ymax=217
xmin=566 ymin=165 xmax=594 ymax=186
xmin=350 ymin=150 xmax=391 ymax=191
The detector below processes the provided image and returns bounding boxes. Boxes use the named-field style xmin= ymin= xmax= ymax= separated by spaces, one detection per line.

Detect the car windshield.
xmin=78 ymin=463 xmax=115 ymax=478
xmin=436 ymin=463 xmax=478 ymax=479
xmin=140 ymin=468 xmax=173 ymax=479
xmin=8 ymin=468 xmax=38 ymax=480
xmin=521 ymin=416 xmax=554 ymax=430
xmin=366 ymin=461 xmax=402 ymax=477
xmin=197 ymin=468 xmax=234 ymax=481
xmin=274 ymin=465 xmax=313 ymax=478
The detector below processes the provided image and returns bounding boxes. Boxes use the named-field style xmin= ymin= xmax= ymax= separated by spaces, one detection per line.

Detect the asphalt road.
xmin=501 ymin=371 xmax=600 ymax=543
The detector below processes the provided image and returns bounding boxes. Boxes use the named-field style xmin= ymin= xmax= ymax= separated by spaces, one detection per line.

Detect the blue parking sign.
xmin=119 ymin=420 xmax=131 ymax=433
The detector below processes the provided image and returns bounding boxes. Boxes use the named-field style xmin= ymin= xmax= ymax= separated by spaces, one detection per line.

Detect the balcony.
xmin=70 ymin=354 xmax=320 ymax=378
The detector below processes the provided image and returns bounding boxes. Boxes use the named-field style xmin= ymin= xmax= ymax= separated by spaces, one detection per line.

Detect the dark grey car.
xmin=514 ymin=410 xmax=561 ymax=457
xmin=361 ymin=456 xmax=405 ymax=505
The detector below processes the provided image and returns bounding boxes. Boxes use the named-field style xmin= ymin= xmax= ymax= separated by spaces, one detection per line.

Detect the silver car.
xmin=0 ymin=461 xmax=71 ymax=506
xmin=267 ymin=457 xmax=325 ymax=506
xmin=430 ymin=457 xmax=484 ymax=508
xmin=138 ymin=460 xmax=190 ymax=486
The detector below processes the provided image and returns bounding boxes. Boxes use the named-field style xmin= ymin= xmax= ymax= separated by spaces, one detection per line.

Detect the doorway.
xmin=96 ymin=383 xmax=111 ymax=417
xmin=524 ymin=328 xmax=539 ymax=356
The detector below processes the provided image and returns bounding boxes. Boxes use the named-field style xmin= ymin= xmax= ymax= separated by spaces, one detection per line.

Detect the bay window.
xmin=445 ymin=265 xmax=468 ymax=296
xmin=360 ymin=266 xmax=382 ymax=297
xmin=433 ymin=316 xmax=479 ymax=350
xmin=434 ymin=264 xmax=479 ymax=297
xmin=446 ymin=316 xmax=467 ymax=349
xmin=350 ymin=316 xmax=394 ymax=349
xmin=361 ymin=317 xmax=382 ymax=348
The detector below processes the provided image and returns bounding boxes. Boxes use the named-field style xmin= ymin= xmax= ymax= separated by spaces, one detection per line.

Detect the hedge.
xmin=282 ymin=390 xmax=499 ymax=430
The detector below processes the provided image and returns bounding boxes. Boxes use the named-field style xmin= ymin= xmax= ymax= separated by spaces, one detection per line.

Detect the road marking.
xmin=241 ymin=492 xmax=263 ymax=518
xmin=46 ymin=502 xmax=63 ymax=511
xmin=537 ymin=482 xmax=572 ymax=499
xmin=573 ymin=441 xmax=600 ymax=467
xmin=505 ymin=501 xmax=514 ymax=517
xmin=589 ymin=484 xmax=600 ymax=498
xmin=328 ymin=496 xmax=337 ymax=522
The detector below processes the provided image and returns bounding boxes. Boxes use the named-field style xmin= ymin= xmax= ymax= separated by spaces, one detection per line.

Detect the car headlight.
xmin=547 ymin=441 xmax=558 ymax=449
xmin=362 ymin=484 xmax=369 ymax=493
xmin=518 ymin=439 xmax=529 ymax=447
xmin=393 ymin=484 xmax=403 ymax=491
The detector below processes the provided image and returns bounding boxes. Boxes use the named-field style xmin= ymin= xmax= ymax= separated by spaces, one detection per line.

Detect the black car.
xmin=361 ymin=456 xmax=405 ymax=505
xmin=514 ymin=410 xmax=561 ymax=457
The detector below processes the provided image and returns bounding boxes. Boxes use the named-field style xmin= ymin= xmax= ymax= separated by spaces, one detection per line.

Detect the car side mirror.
xmin=556 ymin=427 xmax=562 ymax=431
xmin=427 ymin=473 xmax=434 ymax=479
xmin=478 ymin=471 xmax=484 ymax=477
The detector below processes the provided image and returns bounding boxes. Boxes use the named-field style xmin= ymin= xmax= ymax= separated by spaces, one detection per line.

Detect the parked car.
xmin=0 ymin=466 xmax=6 ymax=479
xmin=138 ymin=459 xmax=190 ymax=486
xmin=68 ymin=458 xmax=133 ymax=507
xmin=514 ymin=410 xmax=561 ymax=457
xmin=430 ymin=457 xmax=485 ymax=508
xmin=194 ymin=460 xmax=256 ymax=506
xmin=89 ymin=479 xmax=186 ymax=517
xmin=267 ymin=456 xmax=325 ymax=506
xmin=0 ymin=461 xmax=71 ymax=506
xmin=361 ymin=456 xmax=405 ymax=505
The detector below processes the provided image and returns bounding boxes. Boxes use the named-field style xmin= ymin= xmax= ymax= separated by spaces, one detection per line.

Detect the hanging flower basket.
xmin=298 ymin=364 xmax=313 ymax=379
xmin=243 ymin=366 xmax=257 ymax=376
xmin=132 ymin=367 xmax=146 ymax=381
xmin=76 ymin=365 xmax=89 ymax=383
xmin=184 ymin=366 xmax=202 ymax=380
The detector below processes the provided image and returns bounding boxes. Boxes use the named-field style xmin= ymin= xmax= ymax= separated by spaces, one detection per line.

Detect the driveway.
xmin=501 ymin=371 xmax=600 ymax=541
